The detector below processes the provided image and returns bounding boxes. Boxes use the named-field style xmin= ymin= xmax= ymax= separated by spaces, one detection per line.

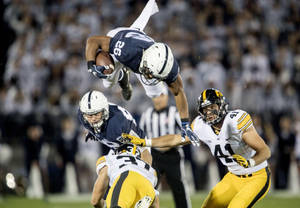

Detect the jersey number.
xmin=114 ymin=41 xmax=125 ymax=56
xmin=117 ymin=155 xmax=150 ymax=171
xmin=214 ymin=144 xmax=235 ymax=163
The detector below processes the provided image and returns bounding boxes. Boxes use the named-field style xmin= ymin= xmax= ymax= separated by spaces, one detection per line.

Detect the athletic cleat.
xmin=121 ymin=84 xmax=132 ymax=100
xmin=119 ymin=68 xmax=132 ymax=100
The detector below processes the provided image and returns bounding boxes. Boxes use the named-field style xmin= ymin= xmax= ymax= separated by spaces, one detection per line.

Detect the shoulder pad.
xmin=228 ymin=110 xmax=253 ymax=133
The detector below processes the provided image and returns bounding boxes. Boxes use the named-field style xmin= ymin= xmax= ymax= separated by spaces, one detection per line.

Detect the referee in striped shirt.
xmin=139 ymin=88 xmax=191 ymax=208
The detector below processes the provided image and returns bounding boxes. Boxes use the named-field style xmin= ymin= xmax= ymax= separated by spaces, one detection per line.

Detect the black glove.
xmin=87 ymin=61 xmax=109 ymax=79
xmin=85 ymin=132 xmax=97 ymax=142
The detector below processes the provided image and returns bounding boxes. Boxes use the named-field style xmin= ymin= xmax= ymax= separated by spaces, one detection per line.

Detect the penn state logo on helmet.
xmin=197 ymin=88 xmax=228 ymax=125
xmin=79 ymin=91 xmax=109 ymax=131
xmin=139 ymin=42 xmax=174 ymax=85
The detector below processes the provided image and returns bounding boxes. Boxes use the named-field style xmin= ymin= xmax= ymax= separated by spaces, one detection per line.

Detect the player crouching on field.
xmin=91 ymin=144 xmax=159 ymax=208
xmin=121 ymin=88 xmax=271 ymax=208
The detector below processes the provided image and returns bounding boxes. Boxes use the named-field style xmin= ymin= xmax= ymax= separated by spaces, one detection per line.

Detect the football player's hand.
xmin=87 ymin=60 xmax=109 ymax=79
xmin=120 ymin=133 xmax=146 ymax=147
xmin=85 ymin=132 xmax=97 ymax=142
xmin=181 ymin=120 xmax=200 ymax=146
xmin=232 ymin=154 xmax=250 ymax=168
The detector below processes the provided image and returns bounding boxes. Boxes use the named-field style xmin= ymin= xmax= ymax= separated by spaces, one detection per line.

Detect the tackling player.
xmin=121 ymin=88 xmax=271 ymax=208
xmin=78 ymin=90 xmax=152 ymax=164
xmin=85 ymin=0 xmax=200 ymax=146
xmin=91 ymin=144 xmax=159 ymax=208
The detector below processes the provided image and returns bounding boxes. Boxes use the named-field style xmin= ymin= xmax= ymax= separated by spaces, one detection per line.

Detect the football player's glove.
xmin=181 ymin=120 xmax=200 ymax=146
xmin=87 ymin=60 xmax=110 ymax=79
xmin=85 ymin=132 xmax=97 ymax=142
xmin=120 ymin=133 xmax=146 ymax=147
xmin=232 ymin=154 xmax=255 ymax=168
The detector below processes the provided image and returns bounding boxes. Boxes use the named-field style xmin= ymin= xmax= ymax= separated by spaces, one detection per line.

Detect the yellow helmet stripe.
xmin=202 ymin=89 xmax=207 ymax=101
xmin=132 ymin=145 xmax=137 ymax=155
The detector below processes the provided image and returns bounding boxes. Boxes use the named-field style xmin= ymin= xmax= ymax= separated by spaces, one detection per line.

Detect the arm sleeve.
xmin=229 ymin=110 xmax=253 ymax=135
xmin=96 ymin=156 xmax=107 ymax=175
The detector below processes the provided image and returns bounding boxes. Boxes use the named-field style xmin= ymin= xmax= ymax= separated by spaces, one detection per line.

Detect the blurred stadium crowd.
xmin=0 ymin=0 xmax=300 ymax=198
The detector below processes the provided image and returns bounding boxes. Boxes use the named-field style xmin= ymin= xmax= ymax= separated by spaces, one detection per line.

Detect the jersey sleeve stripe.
xmin=237 ymin=114 xmax=251 ymax=130
xmin=96 ymin=156 xmax=107 ymax=175
xmin=240 ymin=120 xmax=253 ymax=132
xmin=237 ymin=112 xmax=247 ymax=122
xmin=96 ymin=156 xmax=106 ymax=167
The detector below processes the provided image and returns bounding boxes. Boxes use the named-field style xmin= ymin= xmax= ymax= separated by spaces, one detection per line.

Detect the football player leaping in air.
xmin=85 ymin=0 xmax=200 ymax=146
xmin=121 ymin=88 xmax=271 ymax=208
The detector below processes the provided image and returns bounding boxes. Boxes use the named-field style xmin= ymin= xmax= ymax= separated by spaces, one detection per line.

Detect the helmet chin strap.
xmin=139 ymin=74 xmax=161 ymax=86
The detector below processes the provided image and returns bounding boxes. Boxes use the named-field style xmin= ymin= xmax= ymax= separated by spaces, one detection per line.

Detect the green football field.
xmin=1 ymin=191 xmax=300 ymax=208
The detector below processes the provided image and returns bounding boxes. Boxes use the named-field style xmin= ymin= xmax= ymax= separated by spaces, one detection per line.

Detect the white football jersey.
xmin=192 ymin=109 xmax=268 ymax=175
xmin=96 ymin=153 xmax=157 ymax=187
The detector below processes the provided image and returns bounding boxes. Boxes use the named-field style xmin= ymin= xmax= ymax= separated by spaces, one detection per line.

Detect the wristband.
xmin=87 ymin=60 xmax=96 ymax=68
xmin=248 ymin=158 xmax=256 ymax=167
xmin=181 ymin=118 xmax=189 ymax=123
xmin=145 ymin=138 xmax=152 ymax=147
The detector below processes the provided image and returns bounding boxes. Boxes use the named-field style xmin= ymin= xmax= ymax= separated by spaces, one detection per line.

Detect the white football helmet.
xmin=139 ymin=43 xmax=174 ymax=85
xmin=79 ymin=91 xmax=109 ymax=130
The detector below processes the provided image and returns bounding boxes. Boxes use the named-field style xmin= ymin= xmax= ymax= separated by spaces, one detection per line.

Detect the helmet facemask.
xmin=83 ymin=110 xmax=109 ymax=132
xmin=139 ymin=43 xmax=174 ymax=86
xmin=197 ymin=89 xmax=228 ymax=125
xmin=139 ymin=60 xmax=162 ymax=86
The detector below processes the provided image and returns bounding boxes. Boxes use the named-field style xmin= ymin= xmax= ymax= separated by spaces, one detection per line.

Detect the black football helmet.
xmin=197 ymin=88 xmax=228 ymax=125
xmin=115 ymin=144 xmax=141 ymax=158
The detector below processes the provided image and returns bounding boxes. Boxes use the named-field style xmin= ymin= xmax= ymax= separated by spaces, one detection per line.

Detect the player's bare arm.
xmin=141 ymin=148 xmax=153 ymax=165
xmin=151 ymin=134 xmax=191 ymax=147
xmin=91 ymin=166 xmax=109 ymax=208
xmin=168 ymin=75 xmax=200 ymax=146
xmin=85 ymin=36 xmax=111 ymax=62
xmin=242 ymin=125 xmax=271 ymax=166
xmin=168 ymin=75 xmax=189 ymax=120
xmin=151 ymin=196 xmax=160 ymax=208
xmin=121 ymin=133 xmax=191 ymax=147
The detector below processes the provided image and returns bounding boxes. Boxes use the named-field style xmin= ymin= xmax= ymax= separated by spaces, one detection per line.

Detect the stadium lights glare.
xmin=6 ymin=173 xmax=16 ymax=189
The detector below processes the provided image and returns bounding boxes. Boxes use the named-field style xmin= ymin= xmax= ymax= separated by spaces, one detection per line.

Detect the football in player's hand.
xmin=96 ymin=51 xmax=114 ymax=74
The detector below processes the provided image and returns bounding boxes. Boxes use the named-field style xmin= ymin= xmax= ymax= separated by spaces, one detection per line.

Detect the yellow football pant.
xmin=106 ymin=170 xmax=155 ymax=208
xmin=202 ymin=167 xmax=271 ymax=208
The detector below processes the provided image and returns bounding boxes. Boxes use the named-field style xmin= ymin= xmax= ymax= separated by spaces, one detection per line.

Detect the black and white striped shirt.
xmin=139 ymin=106 xmax=181 ymax=139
